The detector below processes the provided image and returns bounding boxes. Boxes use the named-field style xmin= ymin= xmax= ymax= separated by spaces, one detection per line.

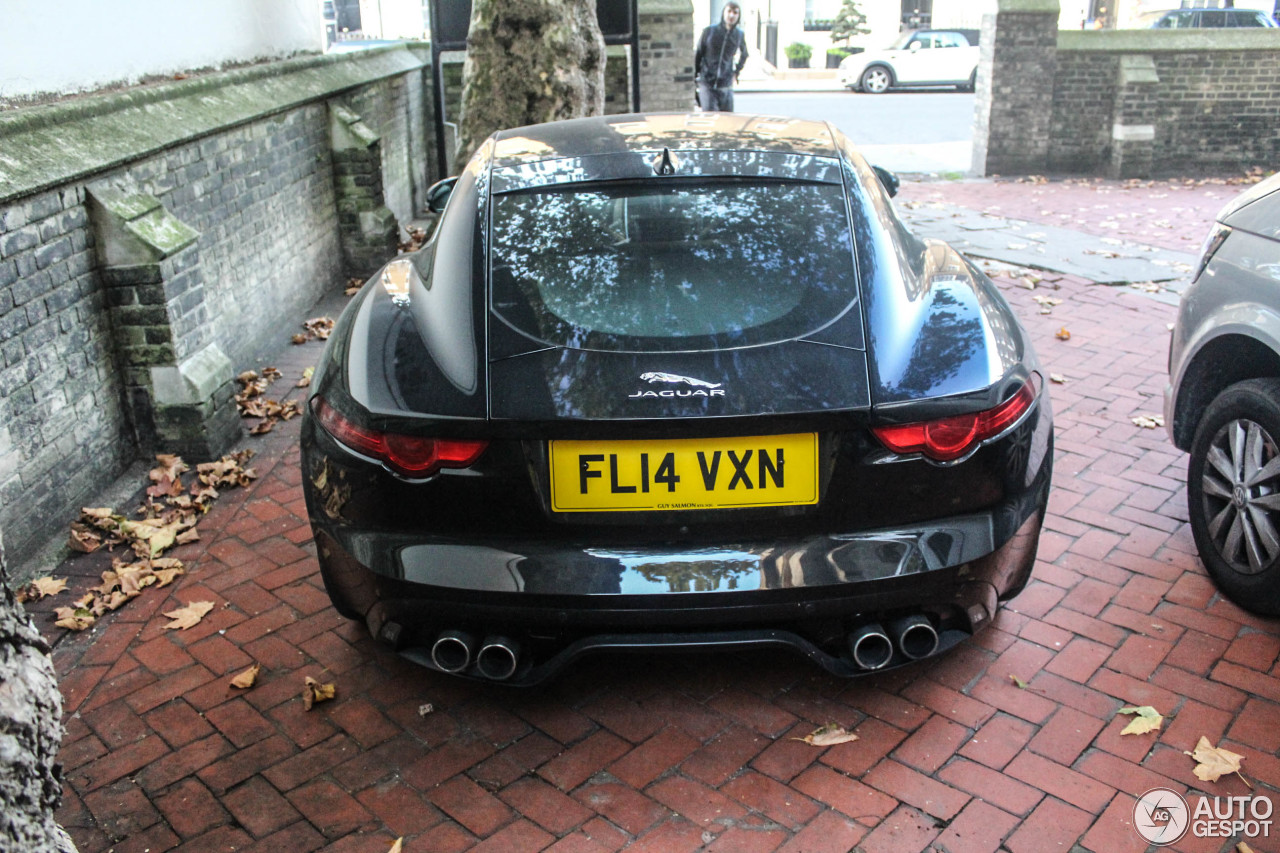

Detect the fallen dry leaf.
xmin=68 ymin=523 xmax=103 ymax=553
xmin=297 ymin=366 xmax=314 ymax=388
xmin=388 ymin=839 xmax=403 ymax=853
xmin=1055 ymin=327 xmax=1071 ymax=341
xmin=230 ymin=663 xmax=261 ymax=689
xmin=793 ymin=723 xmax=859 ymax=747
xmin=53 ymin=607 xmax=95 ymax=631
xmin=303 ymin=676 xmax=337 ymax=710
xmin=1131 ymin=414 xmax=1165 ymax=430
xmin=1050 ymin=373 xmax=1067 ymax=384
xmin=1118 ymin=705 xmax=1163 ymax=736
xmin=162 ymin=600 xmax=215 ymax=631
xmin=1186 ymin=736 xmax=1250 ymax=787
xmin=19 ymin=576 xmax=69 ymax=602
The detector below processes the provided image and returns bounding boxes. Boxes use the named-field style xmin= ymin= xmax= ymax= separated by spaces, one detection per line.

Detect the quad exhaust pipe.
xmin=848 ymin=615 xmax=939 ymax=670
xmin=476 ymin=636 xmax=522 ymax=681
xmin=848 ymin=623 xmax=893 ymax=670
xmin=430 ymin=629 xmax=477 ymax=673
xmin=889 ymin=614 xmax=940 ymax=661
xmin=431 ymin=630 xmax=522 ymax=680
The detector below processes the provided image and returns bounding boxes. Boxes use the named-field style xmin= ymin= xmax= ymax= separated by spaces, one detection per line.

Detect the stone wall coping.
xmin=639 ymin=0 xmax=694 ymax=15
xmin=0 ymin=44 xmax=427 ymax=205
xmin=1058 ymin=28 xmax=1280 ymax=52
xmin=995 ymin=0 xmax=1060 ymax=12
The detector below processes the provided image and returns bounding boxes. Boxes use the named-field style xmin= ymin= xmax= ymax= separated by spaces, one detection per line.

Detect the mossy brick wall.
xmin=158 ymin=105 xmax=344 ymax=364
xmin=1048 ymin=49 xmax=1280 ymax=173
xmin=0 ymin=188 xmax=136 ymax=546
xmin=0 ymin=47 xmax=435 ymax=572
xmin=976 ymin=11 xmax=1280 ymax=176
xmin=638 ymin=5 xmax=696 ymax=113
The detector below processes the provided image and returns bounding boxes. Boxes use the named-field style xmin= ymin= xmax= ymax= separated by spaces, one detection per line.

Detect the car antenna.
xmin=652 ymin=147 xmax=680 ymax=176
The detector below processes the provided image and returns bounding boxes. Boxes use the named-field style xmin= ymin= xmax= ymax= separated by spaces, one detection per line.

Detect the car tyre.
xmin=860 ymin=66 xmax=892 ymax=94
xmin=959 ymin=69 xmax=977 ymax=92
xmin=1187 ymin=378 xmax=1280 ymax=615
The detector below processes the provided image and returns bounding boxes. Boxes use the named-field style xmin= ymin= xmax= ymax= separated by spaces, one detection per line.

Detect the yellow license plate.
xmin=549 ymin=433 xmax=818 ymax=512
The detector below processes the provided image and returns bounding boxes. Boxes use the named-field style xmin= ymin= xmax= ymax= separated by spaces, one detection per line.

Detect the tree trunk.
xmin=456 ymin=0 xmax=606 ymax=165
xmin=0 ymin=538 xmax=77 ymax=853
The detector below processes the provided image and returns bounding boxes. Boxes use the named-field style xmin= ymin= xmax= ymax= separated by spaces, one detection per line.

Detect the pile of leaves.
xmin=236 ymin=368 xmax=302 ymax=435
xmin=29 ymin=451 xmax=258 ymax=631
xmin=291 ymin=317 xmax=335 ymax=345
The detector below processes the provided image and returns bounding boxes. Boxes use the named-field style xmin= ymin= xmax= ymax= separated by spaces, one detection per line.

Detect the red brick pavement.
xmin=33 ymin=177 xmax=1280 ymax=852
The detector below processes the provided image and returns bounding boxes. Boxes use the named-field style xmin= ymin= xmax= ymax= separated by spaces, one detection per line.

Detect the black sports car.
xmin=301 ymin=113 xmax=1052 ymax=685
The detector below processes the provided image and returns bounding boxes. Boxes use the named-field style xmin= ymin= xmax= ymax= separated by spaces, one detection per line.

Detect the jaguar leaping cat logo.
xmin=640 ymin=372 xmax=722 ymax=389
xmin=631 ymin=372 xmax=724 ymax=398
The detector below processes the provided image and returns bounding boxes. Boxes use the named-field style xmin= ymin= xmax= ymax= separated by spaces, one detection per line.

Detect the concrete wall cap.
xmin=0 ymin=45 xmax=426 ymax=206
xmin=1059 ymin=28 xmax=1280 ymax=52
xmin=151 ymin=344 xmax=233 ymax=406
xmin=996 ymin=0 xmax=1060 ymax=13
xmin=640 ymin=0 xmax=694 ymax=15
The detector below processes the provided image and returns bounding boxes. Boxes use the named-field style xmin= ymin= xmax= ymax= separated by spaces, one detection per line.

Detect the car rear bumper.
xmin=312 ymin=498 xmax=1044 ymax=685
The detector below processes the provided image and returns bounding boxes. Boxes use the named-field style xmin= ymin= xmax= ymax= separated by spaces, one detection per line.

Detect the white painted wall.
xmin=0 ymin=0 xmax=322 ymax=100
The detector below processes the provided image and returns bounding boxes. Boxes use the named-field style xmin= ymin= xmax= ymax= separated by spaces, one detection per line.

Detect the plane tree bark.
xmin=0 ymin=544 xmax=77 ymax=853
xmin=456 ymin=0 xmax=606 ymax=164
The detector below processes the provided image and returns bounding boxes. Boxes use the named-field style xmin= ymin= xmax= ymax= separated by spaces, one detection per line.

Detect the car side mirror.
xmin=426 ymin=176 xmax=458 ymax=213
xmin=872 ymin=165 xmax=900 ymax=198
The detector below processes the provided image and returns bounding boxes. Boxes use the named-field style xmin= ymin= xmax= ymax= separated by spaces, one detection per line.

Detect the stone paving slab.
xmin=28 ymin=177 xmax=1280 ymax=853
xmin=898 ymin=202 xmax=1199 ymax=288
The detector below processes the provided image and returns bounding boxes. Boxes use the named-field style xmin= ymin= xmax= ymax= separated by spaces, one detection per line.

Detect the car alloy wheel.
xmin=861 ymin=66 xmax=892 ymax=94
xmin=1187 ymin=378 xmax=1280 ymax=614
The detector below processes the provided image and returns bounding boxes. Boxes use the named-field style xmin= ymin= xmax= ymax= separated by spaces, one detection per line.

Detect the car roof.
xmin=490 ymin=113 xmax=839 ymax=169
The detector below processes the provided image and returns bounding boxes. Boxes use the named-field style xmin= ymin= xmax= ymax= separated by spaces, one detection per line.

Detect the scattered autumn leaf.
xmin=1118 ymin=705 xmax=1163 ymax=736
xmin=301 ymin=317 xmax=334 ymax=342
xmin=1055 ymin=327 xmax=1071 ymax=341
xmin=1131 ymin=414 xmax=1164 ymax=429
xmin=68 ymin=523 xmax=103 ymax=553
xmin=1186 ymin=736 xmax=1250 ymax=787
xmin=388 ymin=839 xmax=404 ymax=853
xmin=297 ymin=367 xmax=315 ymax=388
xmin=303 ymin=676 xmax=337 ymax=710
xmin=1010 ymin=674 xmax=1029 ymax=688
xmin=1050 ymin=373 xmax=1067 ymax=384
xmin=230 ymin=663 xmax=261 ymax=689
xmin=18 ymin=576 xmax=69 ymax=602
xmin=399 ymin=225 xmax=428 ymax=254
xmin=793 ymin=722 xmax=859 ymax=747
xmin=345 ymin=277 xmax=363 ymax=296
xmin=162 ymin=600 xmax=215 ymax=631
xmin=54 ymin=607 xmax=95 ymax=631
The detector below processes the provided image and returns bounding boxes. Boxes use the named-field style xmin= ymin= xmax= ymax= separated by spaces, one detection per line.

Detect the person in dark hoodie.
xmin=695 ymin=2 xmax=748 ymax=112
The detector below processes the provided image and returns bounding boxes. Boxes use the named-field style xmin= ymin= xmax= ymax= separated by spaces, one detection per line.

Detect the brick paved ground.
xmin=31 ymin=177 xmax=1280 ymax=853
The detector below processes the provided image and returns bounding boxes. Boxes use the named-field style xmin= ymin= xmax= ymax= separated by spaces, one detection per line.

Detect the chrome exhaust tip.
xmin=848 ymin=623 xmax=893 ymax=670
xmin=890 ymin=615 xmax=939 ymax=660
xmin=431 ymin=629 xmax=477 ymax=673
xmin=475 ymin=636 xmax=521 ymax=681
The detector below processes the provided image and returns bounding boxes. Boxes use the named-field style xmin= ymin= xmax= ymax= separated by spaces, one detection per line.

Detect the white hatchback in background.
xmin=839 ymin=29 xmax=980 ymax=94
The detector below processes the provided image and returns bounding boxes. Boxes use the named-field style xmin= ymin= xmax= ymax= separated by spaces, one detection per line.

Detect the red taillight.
xmin=312 ymin=397 xmax=487 ymax=478
xmin=872 ymin=377 xmax=1038 ymax=462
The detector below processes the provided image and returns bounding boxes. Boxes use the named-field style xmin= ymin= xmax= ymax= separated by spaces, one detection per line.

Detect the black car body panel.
xmin=301 ymin=113 xmax=1052 ymax=684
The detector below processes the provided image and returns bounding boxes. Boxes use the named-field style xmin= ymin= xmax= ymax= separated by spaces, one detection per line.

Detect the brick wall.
xmin=638 ymin=1 xmax=697 ymax=113
xmin=976 ymin=9 xmax=1280 ymax=177
xmin=0 ymin=47 xmax=435 ymax=573
xmin=0 ymin=188 xmax=135 ymax=542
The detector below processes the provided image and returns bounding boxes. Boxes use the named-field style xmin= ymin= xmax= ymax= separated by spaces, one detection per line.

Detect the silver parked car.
xmin=1166 ymin=171 xmax=1280 ymax=615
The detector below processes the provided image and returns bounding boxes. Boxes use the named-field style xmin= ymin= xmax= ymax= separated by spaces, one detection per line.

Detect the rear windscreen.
xmin=490 ymin=180 xmax=858 ymax=351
